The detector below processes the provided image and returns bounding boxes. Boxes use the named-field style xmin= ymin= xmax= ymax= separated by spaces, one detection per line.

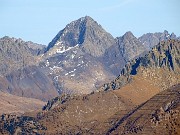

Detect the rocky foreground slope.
xmin=108 ymin=84 xmax=180 ymax=135
xmin=0 ymin=84 xmax=179 ymax=134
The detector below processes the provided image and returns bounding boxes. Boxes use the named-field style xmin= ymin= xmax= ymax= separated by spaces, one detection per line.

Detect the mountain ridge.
xmin=0 ymin=16 xmax=179 ymax=101
xmin=45 ymin=16 xmax=115 ymax=57
xmin=101 ymin=39 xmax=180 ymax=92
xmin=0 ymin=16 xmax=180 ymax=134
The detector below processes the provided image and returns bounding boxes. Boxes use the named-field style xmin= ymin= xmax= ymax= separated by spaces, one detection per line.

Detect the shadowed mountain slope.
xmin=0 ymin=66 xmax=59 ymax=101
xmin=0 ymin=17 xmax=179 ymax=102
xmin=0 ymin=36 xmax=37 ymax=75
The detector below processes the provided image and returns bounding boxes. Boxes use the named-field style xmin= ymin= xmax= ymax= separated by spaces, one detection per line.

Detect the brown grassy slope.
xmin=37 ymin=91 xmax=135 ymax=134
xmin=0 ymin=91 xmax=45 ymax=115
xmin=0 ymin=84 xmax=179 ymax=135
xmin=114 ymin=75 xmax=161 ymax=105
xmin=107 ymin=84 xmax=180 ymax=135
xmin=0 ymin=91 xmax=135 ymax=135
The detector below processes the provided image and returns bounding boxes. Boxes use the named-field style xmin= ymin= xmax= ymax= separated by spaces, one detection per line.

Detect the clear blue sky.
xmin=0 ymin=0 xmax=180 ymax=45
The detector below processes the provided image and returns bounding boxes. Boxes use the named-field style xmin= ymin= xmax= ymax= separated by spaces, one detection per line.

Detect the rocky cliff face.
xmin=0 ymin=36 xmax=35 ymax=75
xmin=25 ymin=41 xmax=46 ymax=55
xmin=101 ymin=39 xmax=180 ymax=91
xmin=37 ymin=16 xmax=125 ymax=95
xmin=0 ymin=37 xmax=55 ymax=101
xmin=46 ymin=16 xmax=115 ymax=57
xmin=138 ymin=30 xmax=178 ymax=50
xmin=116 ymin=31 xmax=147 ymax=61
xmin=0 ymin=36 xmax=45 ymax=75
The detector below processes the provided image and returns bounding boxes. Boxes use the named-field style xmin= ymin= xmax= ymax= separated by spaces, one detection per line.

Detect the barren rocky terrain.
xmin=0 ymin=16 xmax=179 ymax=134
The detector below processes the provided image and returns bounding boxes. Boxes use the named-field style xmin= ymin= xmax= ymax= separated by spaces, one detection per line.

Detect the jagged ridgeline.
xmin=101 ymin=39 xmax=180 ymax=91
xmin=0 ymin=16 xmax=179 ymax=101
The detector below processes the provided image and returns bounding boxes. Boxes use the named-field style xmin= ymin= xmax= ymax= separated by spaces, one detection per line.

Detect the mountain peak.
xmin=124 ymin=31 xmax=134 ymax=37
xmin=116 ymin=31 xmax=147 ymax=61
xmin=81 ymin=15 xmax=94 ymax=21
xmin=46 ymin=16 xmax=115 ymax=57
xmin=163 ymin=30 xmax=169 ymax=34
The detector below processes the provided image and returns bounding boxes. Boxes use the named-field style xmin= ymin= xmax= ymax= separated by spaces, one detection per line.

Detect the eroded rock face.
xmin=0 ymin=37 xmax=56 ymax=101
xmin=0 ymin=36 xmax=34 ymax=75
xmin=101 ymin=40 xmax=180 ymax=91
xmin=38 ymin=16 xmax=125 ymax=95
xmin=116 ymin=31 xmax=147 ymax=62
xmin=0 ymin=16 xmax=125 ymax=100
xmin=46 ymin=16 xmax=115 ymax=57
xmin=138 ymin=30 xmax=178 ymax=50
xmin=0 ymin=36 xmax=45 ymax=75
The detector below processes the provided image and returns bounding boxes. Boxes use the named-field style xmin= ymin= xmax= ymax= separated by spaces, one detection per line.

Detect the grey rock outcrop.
xmin=116 ymin=31 xmax=147 ymax=62
xmin=101 ymin=39 xmax=180 ymax=91
xmin=46 ymin=16 xmax=115 ymax=57
xmin=138 ymin=30 xmax=179 ymax=50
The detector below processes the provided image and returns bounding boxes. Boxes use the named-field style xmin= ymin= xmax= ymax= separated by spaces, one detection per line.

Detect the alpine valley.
xmin=0 ymin=16 xmax=179 ymax=135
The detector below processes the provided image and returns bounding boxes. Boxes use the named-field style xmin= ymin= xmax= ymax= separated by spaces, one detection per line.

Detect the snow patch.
xmin=52 ymin=66 xmax=61 ymax=69
xmin=69 ymin=69 xmax=76 ymax=74
xmin=45 ymin=60 xmax=50 ymax=67
xmin=71 ymin=54 xmax=75 ymax=59
xmin=77 ymin=63 xmax=81 ymax=66
xmin=56 ymin=44 xmax=79 ymax=54
xmin=70 ymin=74 xmax=75 ymax=77
xmin=54 ymin=76 xmax=59 ymax=81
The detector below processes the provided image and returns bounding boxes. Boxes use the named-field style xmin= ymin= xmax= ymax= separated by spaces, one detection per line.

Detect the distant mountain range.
xmin=0 ymin=16 xmax=179 ymax=101
xmin=0 ymin=16 xmax=180 ymax=134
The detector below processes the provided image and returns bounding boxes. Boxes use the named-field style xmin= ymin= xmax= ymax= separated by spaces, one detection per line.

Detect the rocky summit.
xmin=46 ymin=16 xmax=115 ymax=57
xmin=116 ymin=31 xmax=148 ymax=62
xmin=35 ymin=16 xmax=126 ymax=95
